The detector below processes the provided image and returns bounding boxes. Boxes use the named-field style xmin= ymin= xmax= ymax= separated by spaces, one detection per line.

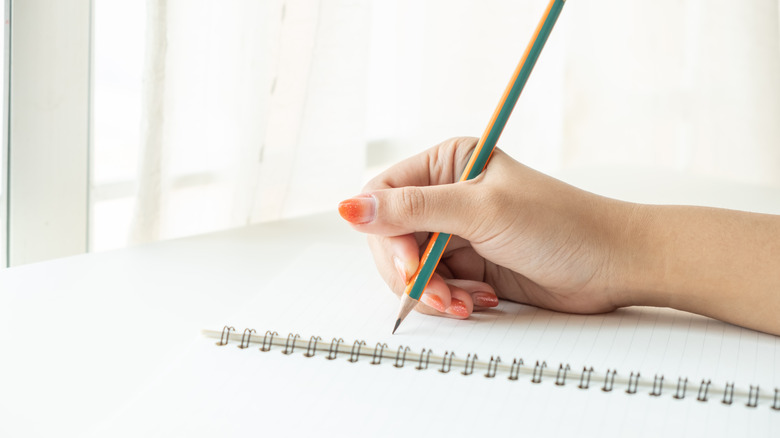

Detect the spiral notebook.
xmin=97 ymin=243 xmax=780 ymax=437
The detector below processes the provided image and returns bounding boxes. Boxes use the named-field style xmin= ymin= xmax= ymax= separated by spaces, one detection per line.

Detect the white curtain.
xmin=132 ymin=0 xmax=370 ymax=244
xmin=131 ymin=0 xmax=780 ymax=244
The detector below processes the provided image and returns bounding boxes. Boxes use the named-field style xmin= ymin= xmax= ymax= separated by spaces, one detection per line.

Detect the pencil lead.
xmin=393 ymin=294 xmax=418 ymax=334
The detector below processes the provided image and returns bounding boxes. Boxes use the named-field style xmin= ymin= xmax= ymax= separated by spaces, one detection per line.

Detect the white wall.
xmin=6 ymin=0 xmax=92 ymax=266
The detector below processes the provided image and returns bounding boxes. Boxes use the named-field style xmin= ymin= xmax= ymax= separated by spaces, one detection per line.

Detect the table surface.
xmin=2 ymin=168 xmax=780 ymax=436
xmin=0 ymin=212 xmax=360 ymax=436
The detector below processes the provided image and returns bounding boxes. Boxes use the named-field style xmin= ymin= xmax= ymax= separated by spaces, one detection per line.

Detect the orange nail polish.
xmin=472 ymin=292 xmax=499 ymax=307
xmin=338 ymin=195 xmax=376 ymax=224
xmin=446 ymin=298 xmax=469 ymax=317
xmin=420 ymin=294 xmax=446 ymax=312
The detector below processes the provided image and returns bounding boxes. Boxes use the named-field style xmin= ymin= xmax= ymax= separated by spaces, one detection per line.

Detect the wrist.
xmin=607 ymin=202 xmax=671 ymax=309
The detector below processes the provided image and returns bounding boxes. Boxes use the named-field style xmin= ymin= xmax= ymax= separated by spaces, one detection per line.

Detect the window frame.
xmin=4 ymin=0 xmax=93 ymax=267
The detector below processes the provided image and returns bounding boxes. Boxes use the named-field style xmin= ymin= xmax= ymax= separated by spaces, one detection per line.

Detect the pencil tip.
xmin=392 ymin=318 xmax=401 ymax=334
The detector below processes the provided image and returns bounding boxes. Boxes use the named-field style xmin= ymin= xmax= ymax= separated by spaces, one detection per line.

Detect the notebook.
xmin=94 ymin=243 xmax=780 ymax=437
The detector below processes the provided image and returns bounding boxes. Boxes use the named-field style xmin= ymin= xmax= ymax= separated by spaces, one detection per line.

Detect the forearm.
xmin=619 ymin=204 xmax=780 ymax=335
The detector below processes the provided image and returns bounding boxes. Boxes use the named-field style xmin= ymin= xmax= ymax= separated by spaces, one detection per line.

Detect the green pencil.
xmin=393 ymin=0 xmax=567 ymax=334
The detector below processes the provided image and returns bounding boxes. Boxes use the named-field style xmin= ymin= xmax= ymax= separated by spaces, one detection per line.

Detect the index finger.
xmin=363 ymin=137 xmax=478 ymax=192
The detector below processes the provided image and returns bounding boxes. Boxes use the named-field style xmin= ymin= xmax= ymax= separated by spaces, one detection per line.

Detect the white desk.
xmin=2 ymin=169 xmax=779 ymax=437
xmin=0 ymin=212 xmax=360 ymax=437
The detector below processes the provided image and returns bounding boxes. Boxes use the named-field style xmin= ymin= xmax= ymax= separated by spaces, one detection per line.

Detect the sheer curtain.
xmin=130 ymin=0 xmax=370 ymax=244
xmin=128 ymin=0 xmax=780 ymax=245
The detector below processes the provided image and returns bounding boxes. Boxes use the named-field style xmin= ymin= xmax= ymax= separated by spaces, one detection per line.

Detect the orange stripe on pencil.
xmin=393 ymin=0 xmax=567 ymax=334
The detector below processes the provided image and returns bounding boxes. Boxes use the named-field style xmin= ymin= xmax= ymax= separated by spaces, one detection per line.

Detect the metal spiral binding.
xmin=602 ymin=369 xmax=616 ymax=392
xmin=485 ymin=356 xmax=501 ymax=378
xmin=722 ymin=382 xmax=735 ymax=405
xmin=238 ymin=328 xmax=255 ymax=349
xmin=650 ymin=375 xmax=664 ymax=397
xmin=393 ymin=346 xmax=410 ymax=368
xmin=303 ymin=336 xmax=321 ymax=357
xmin=626 ymin=372 xmax=640 ymax=394
xmin=746 ymin=385 xmax=759 ymax=408
xmin=696 ymin=379 xmax=711 ymax=402
xmin=216 ymin=326 xmax=235 ymax=346
xmin=282 ymin=333 xmax=300 ymax=355
xmin=260 ymin=330 xmax=278 ymax=352
xmin=416 ymin=349 xmax=432 ymax=370
xmin=348 ymin=340 xmax=366 ymax=363
xmin=508 ymin=358 xmax=523 ymax=381
xmin=212 ymin=326 xmax=780 ymax=412
xmin=555 ymin=364 xmax=570 ymax=386
xmin=326 ymin=338 xmax=343 ymax=360
xmin=673 ymin=377 xmax=688 ymax=400
xmin=531 ymin=361 xmax=547 ymax=383
xmin=578 ymin=367 xmax=594 ymax=389
xmin=461 ymin=354 xmax=478 ymax=376
xmin=371 ymin=343 xmax=388 ymax=365
xmin=439 ymin=351 xmax=454 ymax=373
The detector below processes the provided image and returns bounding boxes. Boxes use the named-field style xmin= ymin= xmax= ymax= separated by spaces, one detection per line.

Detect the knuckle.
xmin=399 ymin=186 xmax=427 ymax=220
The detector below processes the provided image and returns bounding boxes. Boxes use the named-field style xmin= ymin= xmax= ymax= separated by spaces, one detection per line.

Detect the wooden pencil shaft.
xmin=399 ymin=0 xmax=567 ymax=313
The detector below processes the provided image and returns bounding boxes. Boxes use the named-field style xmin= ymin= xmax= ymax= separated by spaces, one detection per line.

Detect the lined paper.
xmin=96 ymin=243 xmax=780 ymax=437
xmin=226 ymin=243 xmax=778 ymax=389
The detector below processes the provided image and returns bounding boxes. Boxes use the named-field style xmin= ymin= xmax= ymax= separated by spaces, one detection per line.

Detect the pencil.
xmin=393 ymin=0 xmax=567 ymax=334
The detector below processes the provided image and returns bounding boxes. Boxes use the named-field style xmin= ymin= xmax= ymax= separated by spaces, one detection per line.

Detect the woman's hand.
xmin=338 ymin=137 xmax=635 ymax=319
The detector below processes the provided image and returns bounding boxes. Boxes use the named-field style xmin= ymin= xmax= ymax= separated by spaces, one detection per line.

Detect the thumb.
xmin=338 ymin=183 xmax=476 ymax=237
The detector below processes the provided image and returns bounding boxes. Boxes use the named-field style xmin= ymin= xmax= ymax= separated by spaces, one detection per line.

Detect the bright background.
xmin=6 ymin=0 xmax=780 ymax=262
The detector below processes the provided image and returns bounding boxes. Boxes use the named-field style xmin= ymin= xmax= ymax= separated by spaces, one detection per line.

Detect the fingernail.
xmin=472 ymin=292 xmax=499 ymax=307
xmin=393 ymin=256 xmax=407 ymax=284
xmin=338 ymin=194 xmax=376 ymax=224
xmin=445 ymin=298 xmax=469 ymax=317
xmin=420 ymin=294 xmax=446 ymax=312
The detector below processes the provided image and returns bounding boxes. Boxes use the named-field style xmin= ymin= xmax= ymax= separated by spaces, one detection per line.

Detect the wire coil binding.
xmin=304 ymin=336 xmax=321 ymax=357
xmin=439 ymin=351 xmax=454 ymax=374
xmin=555 ymin=364 xmax=571 ymax=386
xmin=416 ymin=349 xmax=432 ymax=370
xmin=626 ymin=372 xmax=640 ymax=394
xmin=216 ymin=326 xmax=235 ymax=346
xmin=461 ymin=354 xmax=478 ymax=376
xmin=531 ymin=361 xmax=547 ymax=384
xmin=282 ymin=333 xmax=300 ymax=355
xmin=650 ymin=375 xmax=664 ymax=397
xmin=326 ymin=338 xmax=343 ymax=360
xmin=578 ymin=367 xmax=594 ymax=389
xmin=746 ymin=385 xmax=759 ymax=408
xmin=348 ymin=340 xmax=366 ymax=363
xmin=673 ymin=377 xmax=688 ymax=400
xmin=260 ymin=331 xmax=277 ymax=352
xmin=238 ymin=328 xmax=255 ymax=349
xmin=371 ymin=343 xmax=388 ymax=365
xmin=697 ymin=379 xmax=711 ymax=402
xmin=722 ymin=382 xmax=735 ymax=405
xmin=207 ymin=326 xmax=780 ymax=411
xmin=508 ymin=358 xmax=523 ymax=381
xmin=485 ymin=356 xmax=501 ymax=379
xmin=394 ymin=346 xmax=410 ymax=368
xmin=602 ymin=369 xmax=616 ymax=392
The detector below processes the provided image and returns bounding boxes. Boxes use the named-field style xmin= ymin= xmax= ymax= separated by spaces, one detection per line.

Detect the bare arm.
xmin=619 ymin=204 xmax=780 ymax=335
xmin=339 ymin=137 xmax=780 ymax=336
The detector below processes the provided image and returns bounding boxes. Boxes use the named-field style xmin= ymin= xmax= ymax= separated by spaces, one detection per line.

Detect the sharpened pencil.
xmin=393 ymin=0 xmax=567 ymax=334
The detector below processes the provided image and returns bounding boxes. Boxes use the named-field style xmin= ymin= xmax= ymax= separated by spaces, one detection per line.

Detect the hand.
xmin=338 ymin=137 xmax=634 ymax=319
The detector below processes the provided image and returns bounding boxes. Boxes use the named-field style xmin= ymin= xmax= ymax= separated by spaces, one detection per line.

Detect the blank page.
xmin=96 ymin=243 xmax=780 ymax=437
xmin=226 ymin=243 xmax=779 ymax=390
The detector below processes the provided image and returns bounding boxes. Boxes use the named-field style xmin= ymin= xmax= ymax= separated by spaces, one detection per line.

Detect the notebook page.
xmin=225 ymin=243 xmax=779 ymax=391
xmin=95 ymin=243 xmax=779 ymax=437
